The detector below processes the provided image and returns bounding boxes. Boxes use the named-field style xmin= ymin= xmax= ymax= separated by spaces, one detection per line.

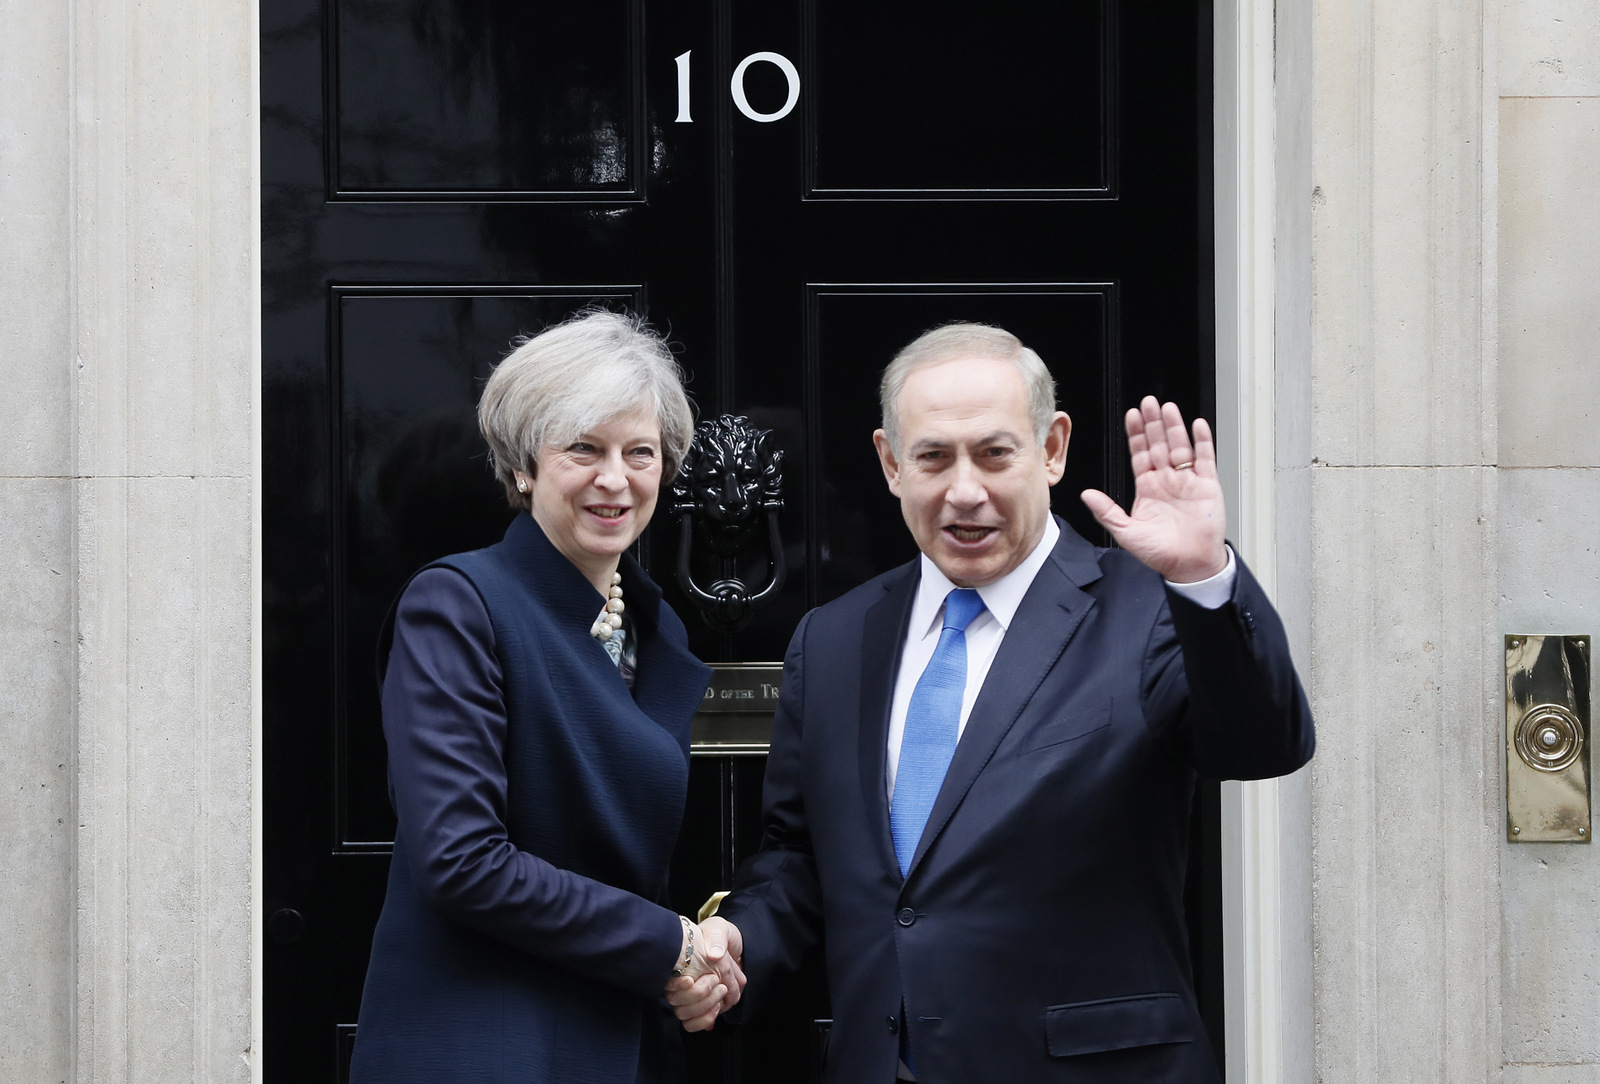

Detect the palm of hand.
xmin=1118 ymin=467 xmax=1226 ymax=579
xmin=1080 ymin=397 xmax=1229 ymax=584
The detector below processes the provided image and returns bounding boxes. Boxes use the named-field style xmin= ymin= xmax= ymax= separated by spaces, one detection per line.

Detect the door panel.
xmin=263 ymin=1 xmax=1215 ymax=1080
xmin=332 ymin=0 xmax=646 ymax=198
xmin=805 ymin=1 xmax=1111 ymax=196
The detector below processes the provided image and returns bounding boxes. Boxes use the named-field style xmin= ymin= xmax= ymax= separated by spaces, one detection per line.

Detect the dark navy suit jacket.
xmin=350 ymin=514 xmax=710 ymax=1084
xmin=717 ymin=519 xmax=1314 ymax=1083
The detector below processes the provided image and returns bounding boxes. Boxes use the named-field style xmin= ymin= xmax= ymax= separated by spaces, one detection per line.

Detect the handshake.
xmin=665 ymin=916 xmax=747 ymax=1032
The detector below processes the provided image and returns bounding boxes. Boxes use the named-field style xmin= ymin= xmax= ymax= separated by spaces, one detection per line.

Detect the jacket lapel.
xmin=499 ymin=514 xmax=710 ymax=748
xmin=617 ymin=551 xmax=712 ymax=749
xmin=859 ymin=566 xmax=919 ymax=880
xmin=630 ymin=619 xmax=713 ymax=749
xmin=907 ymin=521 xmax=1104 ymax=876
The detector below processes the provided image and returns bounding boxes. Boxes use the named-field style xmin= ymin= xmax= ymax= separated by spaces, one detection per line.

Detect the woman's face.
xmin=524 ymin=406 xmax=663 ymax=592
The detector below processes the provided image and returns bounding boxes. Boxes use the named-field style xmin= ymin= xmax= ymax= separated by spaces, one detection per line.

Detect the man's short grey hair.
xmin=478 ymin=309 xmax=696 ymax=509
xmin=879 ymin=322 xmax=1058 ymax=455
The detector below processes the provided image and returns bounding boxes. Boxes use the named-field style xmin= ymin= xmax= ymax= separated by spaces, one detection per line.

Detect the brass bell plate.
xmin=1505 ymin=635 xmax=1592 ymax=842
xmin=690 ymin=663 xmax=782 ymax=755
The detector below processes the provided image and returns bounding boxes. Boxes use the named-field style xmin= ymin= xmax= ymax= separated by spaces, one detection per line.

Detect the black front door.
xmin=262 ymin=2 xmax=1215 ymax=1080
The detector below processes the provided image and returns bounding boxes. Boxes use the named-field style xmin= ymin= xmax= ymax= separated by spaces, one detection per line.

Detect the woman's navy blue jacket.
xmin=350 ymin=513 xmax=711 ymax=1083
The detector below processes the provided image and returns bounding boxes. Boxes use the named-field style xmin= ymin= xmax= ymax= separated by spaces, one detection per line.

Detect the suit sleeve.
xmin=1142 ymin=554 xmax=1316 ymax=780
xmin=714 ymin=609 xmax=825 ymax=1015
xmin=382 ymin=567 xmax=683 ymax=1000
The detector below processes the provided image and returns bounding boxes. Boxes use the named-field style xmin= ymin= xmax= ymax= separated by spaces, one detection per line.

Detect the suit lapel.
xmin=859 ymin=567 xmax=918 ymax=880
xmin=907 ymin=523 xmax=1103 ymax=876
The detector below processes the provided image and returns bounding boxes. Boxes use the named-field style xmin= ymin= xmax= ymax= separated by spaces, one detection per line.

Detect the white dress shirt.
xmin=885 ymin=520 xmax=1238 ymax=799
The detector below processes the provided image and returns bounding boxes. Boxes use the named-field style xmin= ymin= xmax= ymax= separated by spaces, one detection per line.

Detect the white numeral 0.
xmin=730 ymin=51 xmax=800 ymax=122
xmin=674 ymin=50 xmax=800 ymax=124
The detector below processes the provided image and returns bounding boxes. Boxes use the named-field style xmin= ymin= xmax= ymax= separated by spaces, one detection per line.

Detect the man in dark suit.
xmin=668 ymin=323 xmax=1314 ymax=1082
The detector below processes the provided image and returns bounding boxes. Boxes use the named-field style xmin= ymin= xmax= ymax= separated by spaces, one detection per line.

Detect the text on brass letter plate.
xmin=690 ymin=663 xmax=781 ymax=755
xmin=1505 ymin=635 xmax=1592 ymax=842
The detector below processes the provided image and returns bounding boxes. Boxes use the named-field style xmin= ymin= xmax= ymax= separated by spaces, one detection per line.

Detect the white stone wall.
xmin=1307 ymin=0 xmax=1505 ymax=1080
xmin=1303 ymin=0 xmax=1600 ymax=1079
xmin=1 ymin=1 xmax=79 ymax=1080
xmin=0 ymin=0 xmax=260 ymax=1080
xmin=1498 ymin=1 xmax=1600 ymax=1080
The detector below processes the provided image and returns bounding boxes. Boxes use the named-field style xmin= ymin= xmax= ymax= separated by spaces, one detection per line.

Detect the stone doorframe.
xmin=1214 ymin=0 xmax=1315 ymax=1080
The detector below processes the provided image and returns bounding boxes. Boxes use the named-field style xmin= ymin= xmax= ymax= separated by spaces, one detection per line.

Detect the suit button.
xmin=887 ymin=1016 xmax=899 ymax=1034
xmin=897 ymin=907 xmax=916 ymax=927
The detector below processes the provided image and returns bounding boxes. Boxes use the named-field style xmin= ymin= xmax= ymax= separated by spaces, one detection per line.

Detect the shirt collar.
xmin=909 ymin=516 xmax=1061 ymax=641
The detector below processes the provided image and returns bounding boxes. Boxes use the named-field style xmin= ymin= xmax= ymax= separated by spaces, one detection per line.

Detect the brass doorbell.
xmin=1505 ymin=635 xmax=1592 ymax=842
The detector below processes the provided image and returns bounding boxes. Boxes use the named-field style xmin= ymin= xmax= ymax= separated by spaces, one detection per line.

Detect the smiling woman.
xmin=478 ymin=310 xmax=696 ymax=513
xmin=477 ymin=309 xmax=697 ymax=599
xmin=347 ymin=310 xmax=740 ymax=1084
xmin=515 ymin=405 xmax=665 ymax=594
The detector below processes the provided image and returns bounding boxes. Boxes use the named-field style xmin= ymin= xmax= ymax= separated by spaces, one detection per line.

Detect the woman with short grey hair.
xmin=478 ymin=310 xmax=697 ymax=505
xmin=350 ymin=309 xmax=739 ymax=1084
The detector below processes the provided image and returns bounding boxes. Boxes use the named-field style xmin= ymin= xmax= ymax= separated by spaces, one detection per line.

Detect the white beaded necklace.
xmin=590 ymin=571 xmax=625 ymax=641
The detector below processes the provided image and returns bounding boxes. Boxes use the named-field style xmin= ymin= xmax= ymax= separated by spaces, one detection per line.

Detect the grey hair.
xmin=879 ymin=322 xmax=1058 ymax=455
xmin=477 ymin=309 xmax=696 ymax=509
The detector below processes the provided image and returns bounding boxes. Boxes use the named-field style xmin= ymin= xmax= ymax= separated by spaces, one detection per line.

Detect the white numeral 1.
xmin=675 ymin=50 xmax=693 ymax=123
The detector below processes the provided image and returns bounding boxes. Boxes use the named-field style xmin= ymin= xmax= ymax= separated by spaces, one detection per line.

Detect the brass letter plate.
xmin=690 ymin=663 xmax=783 ymax=755
xmin=1505 ymin=635 xmax=1592 ymax=842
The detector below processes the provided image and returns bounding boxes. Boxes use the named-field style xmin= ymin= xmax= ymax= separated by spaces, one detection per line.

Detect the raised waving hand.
xmin=1079 ymin=396 xmax=1228 ymax=584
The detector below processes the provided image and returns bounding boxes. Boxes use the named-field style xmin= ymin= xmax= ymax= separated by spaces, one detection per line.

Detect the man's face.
xmin=873 ymin=355 xmax=1070 ymax=588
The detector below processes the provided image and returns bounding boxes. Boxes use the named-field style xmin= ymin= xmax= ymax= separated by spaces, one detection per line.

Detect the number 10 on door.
xmin=675 ymin=50 xmax=801 ymax=124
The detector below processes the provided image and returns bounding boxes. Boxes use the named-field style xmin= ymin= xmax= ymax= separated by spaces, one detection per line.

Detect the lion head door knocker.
xmin=670 ymin=414 xmax=787 ymax=633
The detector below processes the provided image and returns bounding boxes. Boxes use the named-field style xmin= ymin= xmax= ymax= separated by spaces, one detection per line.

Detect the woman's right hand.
xmin=665 ymin=917 xmax=745 ymax=1031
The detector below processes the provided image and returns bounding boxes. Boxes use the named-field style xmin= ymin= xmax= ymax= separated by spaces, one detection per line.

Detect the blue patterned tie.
xmin=891 ymin=588 xmax=986 ymax=877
